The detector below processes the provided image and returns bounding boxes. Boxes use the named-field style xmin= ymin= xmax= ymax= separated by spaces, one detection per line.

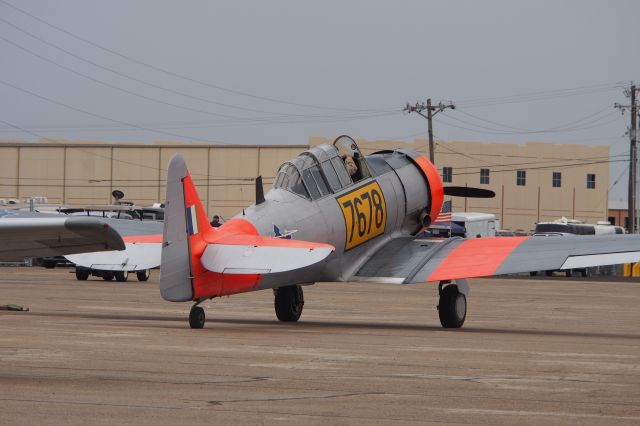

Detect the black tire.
xmin=274 ymin=285 xmax=304 ymax=322
xmin=115 ymin=271 xmax=128 ymax=282
xmin=136 ymin=269 xmax=150 ymax=282
xmin=102 ymin=271 xmax=114 ymax=281
xmin=189 ymin=306 xmax=205 ymax=329
xmin=438 ymin=285 xmax=466 ymax=328
xmin=42 ymin=259 xmax=56 ymax=269
xmin=75 ymin=269 xmax=90 ymax=281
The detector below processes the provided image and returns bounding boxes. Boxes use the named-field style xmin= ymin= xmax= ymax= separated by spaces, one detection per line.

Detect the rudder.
xmin=160 ymin=154 xmax=211 ymax=302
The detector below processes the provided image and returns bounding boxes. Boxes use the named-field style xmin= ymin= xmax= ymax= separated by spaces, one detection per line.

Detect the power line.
xmin=436 ymin=142 xmax=627 ymax=171
xmin=455 ymin=105 xmax=614 ymax=133
xmin=452 ymin=158 xmax=625 ymax=176
xmin=0 ymin=78 xmax=246 ymax=145
xmin=0 ymin=34 xmax=398 ymax=125
xmin=0 ymin=116 xmax=235 ymax=178
xmin=456 ymin=82 xmax=624 ymax=109
xmin=0 ymin=0 xmax=393 ymax=113
xmin=0 ymin=17 xmax=399 ymax=121
xmin=436 ymin=114 xmax=621 ymax=136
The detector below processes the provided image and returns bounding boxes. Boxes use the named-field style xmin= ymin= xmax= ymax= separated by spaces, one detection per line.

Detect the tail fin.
xmin=160 ymin=154 xmax=211 ymax=302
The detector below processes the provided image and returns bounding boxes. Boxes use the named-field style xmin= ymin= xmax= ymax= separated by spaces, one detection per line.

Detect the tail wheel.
xmin=136 ymin=269 xmax=150 ymax=282
xmin=75 ymin=269 xmax=90 ymax=281
xmin=274 ymin=285 xmax=304 ymax=322
xmin=115 ymin=271 xmax=129 ymax=282
xmin=438 ymin=285 xmax=466 ymax=328
xmin=189 ymin=306 xmax=205 ymax=329
xmin=102 ymin=271 xmax=114 ymax=281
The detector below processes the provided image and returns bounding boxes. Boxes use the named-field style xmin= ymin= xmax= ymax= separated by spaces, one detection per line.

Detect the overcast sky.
xmin=0 ymin=0 xmax=638 ymax=201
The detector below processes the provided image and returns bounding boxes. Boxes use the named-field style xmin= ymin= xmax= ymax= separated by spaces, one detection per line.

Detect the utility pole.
xmin=615 ymin=83 xmax=639 ymax=233
xmin=404 ymin=99 xmax=455 ymax=163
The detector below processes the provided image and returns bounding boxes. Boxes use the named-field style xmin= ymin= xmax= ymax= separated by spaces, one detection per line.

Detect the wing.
xmin=0 ymin=216 xmax=125 ymax=260
xmin=354 ymin=235 xmax=640 ymax=283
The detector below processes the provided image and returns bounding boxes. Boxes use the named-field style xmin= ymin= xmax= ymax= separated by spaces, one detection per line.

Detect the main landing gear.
xmin=274 ymin=285 xmax=304 ymax=322
xmin=189 ymin=304 xmax=206 ymax=329
xmin=437 ymin=280 xmax=468 ymax=328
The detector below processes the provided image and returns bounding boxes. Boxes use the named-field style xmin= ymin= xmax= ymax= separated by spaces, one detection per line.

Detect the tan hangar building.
xmin=0 ymin=137 xmax=609 ymax=231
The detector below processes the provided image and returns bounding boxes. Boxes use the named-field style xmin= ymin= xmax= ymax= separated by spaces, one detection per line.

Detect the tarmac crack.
xmin=0 ymin=397 xmax=188 ymax=411
xmin=207 ymin=391 xmax=385 ymax=406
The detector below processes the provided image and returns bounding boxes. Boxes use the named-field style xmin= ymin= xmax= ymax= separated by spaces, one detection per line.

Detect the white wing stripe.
xmin=202 ymin=244 xmax=331 ymax=274
xmin=560 ymin=252 xmax=640 ymax=269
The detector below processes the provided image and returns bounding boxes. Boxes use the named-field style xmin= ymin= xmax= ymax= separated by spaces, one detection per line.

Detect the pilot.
xmin=210 ymin=215 xmax=222 ymax=227
xmin=343 ymin=155 xmax=358 ymax=176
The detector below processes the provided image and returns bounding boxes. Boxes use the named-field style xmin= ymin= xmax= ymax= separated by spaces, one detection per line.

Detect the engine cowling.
xmin=378 ymin=149 xmax=443 ymax=234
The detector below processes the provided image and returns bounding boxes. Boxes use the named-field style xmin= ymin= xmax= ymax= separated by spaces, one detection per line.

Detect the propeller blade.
xmin=443 ymin=186 xmax=495 ymax=198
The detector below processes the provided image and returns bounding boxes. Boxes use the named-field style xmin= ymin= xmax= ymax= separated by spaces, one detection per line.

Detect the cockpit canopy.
xmin=273 ymin=135 xmax=371 ymax=200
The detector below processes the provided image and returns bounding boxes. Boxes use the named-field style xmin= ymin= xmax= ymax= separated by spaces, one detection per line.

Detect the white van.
xmin=451 ymin=212 xmax=500 ymax=238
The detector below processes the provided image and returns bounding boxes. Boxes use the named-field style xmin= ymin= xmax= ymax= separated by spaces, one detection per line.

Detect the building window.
xmin=552 ymin=171 xmax=561 ymax=188
xmin=442 ymin=166 xmax=452 ymax=183
xmin=516 ymin=170 xmax=526 ymax=186
xmin=480 ymin=168 xmax=490 ymax=185
xmin=587 ymin=173 xmax=596 ymax=189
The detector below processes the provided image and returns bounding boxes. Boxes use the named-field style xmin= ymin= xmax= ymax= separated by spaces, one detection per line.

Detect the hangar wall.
xmin=0 ymin=137 xmax=609 ymax=230
xmin=0 ymin=140 xmax=305 ymax=220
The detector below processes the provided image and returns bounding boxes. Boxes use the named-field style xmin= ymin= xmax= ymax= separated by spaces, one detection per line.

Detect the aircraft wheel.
xmin=136 ymin=269 xmax=150 ymax=282
xmin=274 ymin=285 xmax=304 ymax=322
xmin=75 ymin=269 xmax=90 ymax=281
xmin=115 ymin=271 xmax=128 ymax=282
xmin=102 ymin=271 xmax=114 ymax=281
xmin=42 ymin=259 xmax=57 ymax=269
xmin=189 ymin=306 xmax=205 ymax=329
xmin=438 ymin=285 xmax=466 ymax=328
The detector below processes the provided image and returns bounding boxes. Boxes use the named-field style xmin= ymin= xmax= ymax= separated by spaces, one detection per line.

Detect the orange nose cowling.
xmin=413 ymin=156 xmax=444 ymax=225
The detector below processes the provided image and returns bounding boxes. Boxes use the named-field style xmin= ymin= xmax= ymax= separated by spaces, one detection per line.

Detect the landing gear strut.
xmin=189 ymin=304 xmax=205 ymax=329
xmin=437 ymin=280 xmax=468 ymax=328
xmin=274 ymin=285 xmax=304 ymax=322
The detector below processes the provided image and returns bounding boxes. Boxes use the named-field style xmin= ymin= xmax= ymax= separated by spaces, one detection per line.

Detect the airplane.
xmin=159 ymin=135 xmax=640 ymax=329
xmin=0 ymin=208 xmax=161 ymax=281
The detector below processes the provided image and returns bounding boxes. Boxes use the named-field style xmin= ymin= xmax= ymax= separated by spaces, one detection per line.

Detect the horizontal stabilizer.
xmin=201 ymin=237 xmax=333 ymax=274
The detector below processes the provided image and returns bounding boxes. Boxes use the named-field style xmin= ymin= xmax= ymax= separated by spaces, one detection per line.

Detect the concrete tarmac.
xmin=0 ymin=267 xmax=639 ymax=425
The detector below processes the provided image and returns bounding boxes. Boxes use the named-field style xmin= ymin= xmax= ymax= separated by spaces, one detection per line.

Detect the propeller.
xmin=443 ymin=186 xmax=495 ymax=198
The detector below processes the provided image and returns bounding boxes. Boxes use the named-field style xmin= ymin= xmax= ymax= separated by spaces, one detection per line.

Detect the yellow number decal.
xmin=337 ymin=181 xmax=386 ymax=250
